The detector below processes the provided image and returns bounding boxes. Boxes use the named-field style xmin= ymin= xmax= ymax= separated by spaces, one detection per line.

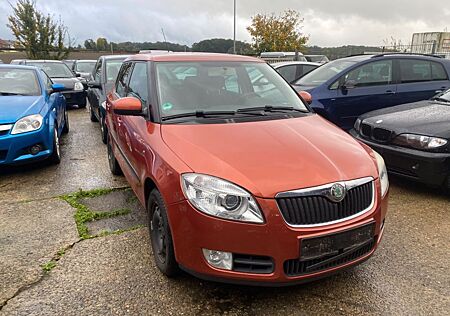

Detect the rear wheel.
xmin=62 ymin=110 xmax=69 ymax=134
xmin=107 ymin=133 xmax=122 ymax=175
xmin=90 ymin=104 xmax=98 ymax=122
xmin=49 ymin=127 xmax=61 ymax=164
xmin=148 ymin=189 xmax=178 ymax=277
xmin=100 ymin=115 xmax=107 ymax=144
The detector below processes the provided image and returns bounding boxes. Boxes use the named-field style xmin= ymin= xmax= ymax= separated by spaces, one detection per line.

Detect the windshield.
xmin=75 ymin=61 xmax=96 ymax=73
xmin=106 ymin=59 xmax=125 ymax=83
xmin=156 ymin=61 xmax=308 ymax=118
xmin=295 ymin=59 xmax=357 ymax=86
xmin=0 ymin=68 xmax=40 ymax=96
xmin=27 ymin=62 xmax=74 ymax=78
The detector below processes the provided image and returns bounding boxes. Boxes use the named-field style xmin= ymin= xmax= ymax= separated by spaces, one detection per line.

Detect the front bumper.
xmin=350 ymin=130 xmax=450 ymax=187
xmin=63 ymin=90 xmax=87 ymax=107
xmin=0 ymin=125 xmax=53 ymax=165
xmin=167 ymin=181 xmax=388 ymax=285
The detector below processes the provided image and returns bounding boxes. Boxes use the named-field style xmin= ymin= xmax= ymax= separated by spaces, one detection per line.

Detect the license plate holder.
xmin=300 ymin=223 xmax=375 ymax=260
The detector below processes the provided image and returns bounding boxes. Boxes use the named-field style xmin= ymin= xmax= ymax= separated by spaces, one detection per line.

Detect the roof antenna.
xmin=161 ymin=28 xmax=170 ymax=52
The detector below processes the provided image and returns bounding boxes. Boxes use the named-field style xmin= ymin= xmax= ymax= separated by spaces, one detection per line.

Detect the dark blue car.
xmin=0 ymin=65 xmax=69 ymax=165
xmin=293 ymin=54 xmax=450 ymax=130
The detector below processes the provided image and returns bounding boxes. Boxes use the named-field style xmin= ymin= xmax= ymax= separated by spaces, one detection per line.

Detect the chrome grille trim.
xmin=275 ymin=177 xmax=375 ymax=228
xmin=0 ymin=124 xmax=13 ymax=132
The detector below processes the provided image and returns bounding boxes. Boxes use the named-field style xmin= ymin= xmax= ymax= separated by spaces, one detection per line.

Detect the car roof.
xmin=0 ymin=64 xmax=40 ymax=71
xmin=25 ymin=60 xmax=65 ymax=63
xmin=125 ymin=52 xmax=264 ymax=63
xmin=272 ymin=61 xmax=321 ymax=68
xmin=101 ymin=54 xmax=132 ymax=60
xmin=75 ymin=59 xmax=97 ymax=63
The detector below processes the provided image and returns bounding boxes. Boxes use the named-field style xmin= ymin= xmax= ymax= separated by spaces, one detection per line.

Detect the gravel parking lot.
xmin=0 ymin=108 xmax=449 ymax=316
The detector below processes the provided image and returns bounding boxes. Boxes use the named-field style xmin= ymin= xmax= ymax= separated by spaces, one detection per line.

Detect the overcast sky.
xmin=0 ymin=0 xmax=449 ymax=47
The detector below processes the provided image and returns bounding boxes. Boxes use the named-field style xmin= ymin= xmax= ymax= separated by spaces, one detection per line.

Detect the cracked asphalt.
xmin=1 ymin=108 xmax=449 ymax=315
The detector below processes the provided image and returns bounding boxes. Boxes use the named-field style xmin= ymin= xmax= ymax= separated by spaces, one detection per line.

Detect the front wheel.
xmin=148 ymin=190 xmax=178 ymax=277
xmin=49 ymin=127 xmax=61 ymax=164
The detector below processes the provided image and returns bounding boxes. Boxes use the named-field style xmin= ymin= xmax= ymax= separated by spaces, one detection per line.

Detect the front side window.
xmin=27 ymin=62 xmax=74 ymax=78
xmin=343 ymin=60 xmax=393 ymax=87
xmin=0 ymin=68 xmax=41 ymax=96
xmin=116 ymin=63 xmax=133 ymax=97
xmin=155 ymin=61 xmax=308 ymax=117
xmin=128 ymin=62 xmax=149 ymax=104
xmin=93 ymin=59 xmax=102 ymax=81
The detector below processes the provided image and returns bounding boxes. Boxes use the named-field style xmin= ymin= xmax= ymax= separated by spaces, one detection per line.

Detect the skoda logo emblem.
xmin=330 ymin=183 xmax=346 ymax=202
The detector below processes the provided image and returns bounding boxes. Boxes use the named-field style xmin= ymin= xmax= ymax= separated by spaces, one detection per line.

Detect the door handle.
xmin=386 ymin=90 xmax=396 ymax=94
xmin=435 ymin=90 xmax=443 ymax=94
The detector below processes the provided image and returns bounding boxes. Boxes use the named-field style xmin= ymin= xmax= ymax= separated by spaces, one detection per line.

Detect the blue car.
xmin=0 ymin=65 xmax=69 ymax=165
xmin=293 ymin=54 xmax=450 ymax=130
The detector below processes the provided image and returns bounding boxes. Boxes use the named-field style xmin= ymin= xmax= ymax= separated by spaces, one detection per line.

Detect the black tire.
xmin=107 ymin=133 xmax=122 ymax=175
xmin=62 ymin=110 xmax=69 ymax=134
xmin=148 ymin=189 xmax=178 ymax=277
xmin=100 ymin=115 xmax=108 ymax=144
xmin=49 ymin=126 xmax=61 ymax=164
xmin=78 ymin=100 xmax=87 ymax=108
xmin=90 ymin=104 xmax=98 ymax=122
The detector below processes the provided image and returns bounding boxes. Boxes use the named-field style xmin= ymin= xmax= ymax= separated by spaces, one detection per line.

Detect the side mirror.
xmin=75 ymin=73 xmax=81 ymax=77
xmin=51 ymin=83 xmax=65 ymax=92
xmin=112 ymin=97 xmax=143 ymax=116
xmin=88 ymin=81 xmax=101 ymax=89
xmin=342 ymin=80 xmax=356 ymax=90
xmin=298 ymin=91 xmax=312 ymax=105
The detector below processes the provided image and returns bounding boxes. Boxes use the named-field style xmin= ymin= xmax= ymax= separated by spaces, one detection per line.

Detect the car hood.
xmin=360 ymin=101 xmax=450 ymax=138
xmin=51 ymin=77 xmax=79 ymax=90
xmin=0 ymin=95 xmax=44 ymax=124
xmin=161 ymin=115 xmax=378 ymax=198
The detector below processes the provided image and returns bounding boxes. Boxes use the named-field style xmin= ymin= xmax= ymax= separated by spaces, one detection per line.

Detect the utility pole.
xmin=233 ymin=0 xmax=236 ymax=54
xmin=161 ymin=28 xmax=169 ymax=52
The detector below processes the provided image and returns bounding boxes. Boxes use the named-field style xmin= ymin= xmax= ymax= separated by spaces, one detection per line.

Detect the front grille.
xmin=276 ymin=181 xmax=373 ymax=226
xmin=0 ymin=130 xmax=9 ymax=136
xmin=233 ymin=254 xmax=274 ymax=274
xmin=0 ymin=150 xmax=7 ymax=161
xmin=284 ymin=239 xmax=375 ymax=276
xmin=360 ymin=123 xmax=372 ymax=138
xmin=372 ymin=128 xmax=391 ymax=142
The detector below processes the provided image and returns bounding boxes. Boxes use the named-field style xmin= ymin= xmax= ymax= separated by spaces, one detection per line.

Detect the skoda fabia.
xmin=105 ymin=53 xmax=389 ymax=285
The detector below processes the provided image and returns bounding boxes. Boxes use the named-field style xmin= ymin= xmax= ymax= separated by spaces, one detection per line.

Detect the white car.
xmin=272 ymin=61 xmax=321 ymax=83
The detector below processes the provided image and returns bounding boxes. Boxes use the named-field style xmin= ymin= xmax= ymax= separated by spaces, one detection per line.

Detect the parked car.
xmin=72 ymin=59 xmax=96 ymax=82
xmin=260 ymin=52 xmax=307 ymax=62
xmin=351 ymin=89 xmax=450 ymax=190
xmin=272 ymin=61 xmax=321 ymax=83
xmin=293 ymin=54 xmax=450 ymax=130
xmin=87 ymin=55 xmax=130 ymax=143
xmin=22 ymin=60 xmax=87 ymax=108
xmin=10 ymin=59 xmax=26 ymax=65
xmin=63 ymin=59 xmax=76 ymax=69
xmin=304 ymin=55 xmax=329 ymax=64
xmin=105 ymin=53 xmax=389 ymax=285
xmin=0 ymin=65 xmax=69 ymax=165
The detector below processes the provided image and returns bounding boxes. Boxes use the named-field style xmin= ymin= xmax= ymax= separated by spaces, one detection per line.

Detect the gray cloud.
xmin=0 ymin=0 xmax=449 ymax=47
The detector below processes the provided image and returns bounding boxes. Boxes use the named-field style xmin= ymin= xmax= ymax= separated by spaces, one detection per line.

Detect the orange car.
xmin=105 ymin=53 xmax=389 ymax=285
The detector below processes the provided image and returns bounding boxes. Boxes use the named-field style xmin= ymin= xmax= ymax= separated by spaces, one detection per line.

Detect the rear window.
xmin=399 ymin=59 xmax=448 ymax=83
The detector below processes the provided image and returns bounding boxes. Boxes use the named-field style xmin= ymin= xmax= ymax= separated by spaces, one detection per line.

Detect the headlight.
xmin=392 ymin=133 xmax=448 ymax=151
xmin=373 ymin=151 xmax=389 ymax=197
xmin=181 ymin=173 xmax=264 ymax=223
xmin=11 ymin=114 xmax=43 ymax=135
xmin=74 ymin=82 xmax=84 ymax=91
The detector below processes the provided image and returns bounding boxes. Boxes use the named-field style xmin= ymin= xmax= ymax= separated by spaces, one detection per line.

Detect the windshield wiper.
xmin=161 ymin=110 xmax=237 ymax=121
xmin=432 ymin=97 xmax=450 ymax=103
xmin=237 ymin=105 xmax=308 ymax=114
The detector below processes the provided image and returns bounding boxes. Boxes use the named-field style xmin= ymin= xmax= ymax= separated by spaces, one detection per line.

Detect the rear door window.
xmin=431 ymin=62 xmax=448 ymax=80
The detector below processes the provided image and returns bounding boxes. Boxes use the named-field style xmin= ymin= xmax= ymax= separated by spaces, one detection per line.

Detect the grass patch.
xmin=61 ymin=188 xmax=131 ymax=239
xmin=41 ymin=261 xmax=57 ymax=273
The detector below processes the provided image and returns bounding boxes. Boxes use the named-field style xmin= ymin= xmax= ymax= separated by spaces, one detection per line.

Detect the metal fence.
xmin=379 ymin=43 xmax=450 ymax=59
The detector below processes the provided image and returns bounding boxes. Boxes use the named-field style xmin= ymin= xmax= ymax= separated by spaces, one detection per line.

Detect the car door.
xmin=121 ymin=62 xmax=152 ymax=182
xmin=395 ymin=59 xmax=449 ymax=104
xmin=330 ymin=59 xmax=397 ymax=130
xmin=88 ymin=58 xmax=103 ymax=119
